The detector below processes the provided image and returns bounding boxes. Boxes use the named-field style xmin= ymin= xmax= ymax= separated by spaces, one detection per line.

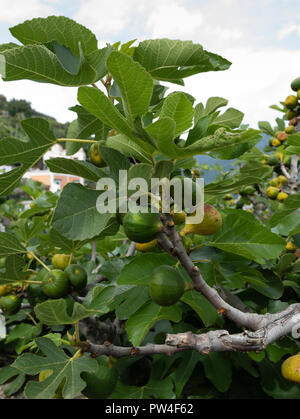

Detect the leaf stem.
xmin=26 ymin=312 xmax=38 ymax=326
xmin=23 ymin=280 xmax=43 ymax=285
xmin=75 ymin=322 xmax=81 ymax=346
xmin=57 ymin=138 xmax=97 ymax=144
xmin=28 ymin=252 xmax=51 ymax=272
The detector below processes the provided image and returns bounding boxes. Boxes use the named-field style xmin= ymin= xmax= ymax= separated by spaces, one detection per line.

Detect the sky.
xmin=0 ymin=0 xmax=300 ymax=129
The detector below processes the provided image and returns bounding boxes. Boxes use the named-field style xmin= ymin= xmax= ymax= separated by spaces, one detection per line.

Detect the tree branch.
xmin=126 ymin=242 xmax=136 ymax=257
xmin=288 ymin=155 xmax=299 ymax=195
xmin=83 ymin=308 xmax=300 ymax=358
xmin=159 ymin=215 xmax=264 ymax=330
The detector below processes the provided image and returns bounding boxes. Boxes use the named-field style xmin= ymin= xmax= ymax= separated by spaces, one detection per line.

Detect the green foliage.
xmin=0 ymin=14 xmax=299 ymax=400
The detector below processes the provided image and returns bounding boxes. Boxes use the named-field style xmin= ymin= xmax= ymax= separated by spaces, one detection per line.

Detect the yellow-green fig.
xmin=269 ymin=178 xmax=280 ymax=187
xmin=180 ymin=204 xmax=222 ymax=236
xmin=90 ymin=143 xmax=107 ymax=168
xmin=135 ymin=239 xmax=158 ymax=253
xmin=266 ymin=187 xmax=280 ymax=200
xmin=286 ymin=110 xmax=297 ymax=120
xmin=277 ymin=175 xmax=288 ymax=185
xmin=281 ymin=353 xmax=300 ymax=384
xmin=272 ymin=139 xmax=281 ymax=147
xmin=277 ymin=192 xmax=289 ymax=202
xmin=171 ymin=210 xmax=187 ymax=225
xmin=284 ymin=95 xmax=298 ymax=109
xmin=286 ymin=242 xmax=296 ymax=252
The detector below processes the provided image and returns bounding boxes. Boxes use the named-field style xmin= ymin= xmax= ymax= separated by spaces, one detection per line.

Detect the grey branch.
xmin=82 ymin=212 xmax=300 ymax=359
xmin=84 ymin=308 xmax=300 ymax=357
xmin=91 ymin=241 xmax=97 ymax=262
xmin=159 ymin=215 xmax=300 ymax=332
xmin=288 ymin=155 xmax=299 ymax=195
xmin=126 ymin=242 xmax=136 ymax=257
xmin=280 ymin=162 xmax=291 ymax=180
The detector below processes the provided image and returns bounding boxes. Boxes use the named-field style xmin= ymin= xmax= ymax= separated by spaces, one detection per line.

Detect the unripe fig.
xmin=224 ymin=194 xmax=233 ymax=201
xmin=267 ymin=155 xmax=280 ymax=166
xmin=285 ymin=125 xmax=295 ymax=134
xmin=291 ymin=77 xmax=300 ymax=92
xmin=266 ymin=187 xmax=280 ymax=200
xmin=135 ymin=239 xmax=158 ymax=253
xmin=286 ymin=110 xmax=297 ymax=120
xmin=276 ymin=152 xmax=284 ymax=162
xmin=286 ymin=242 xmax=296 ymax=252
xmin=191 ymin=168 xmax=201 ymax=178
xmin=272 ymin=139 xmax=281 ymax=147
xmin=150 ymin=265 xmax=185 ymax=306
xmin=284 ymin=95 xmax=298 ymax=109
xmin=281 ymin=353 xmax=300 ymax=384
xmin=180 ymin=204 xmax=222 ymax=236
xmin=171 ymin=210 xmax=187 ymax=225
xmin=277 ymin=192 xmax=288 ymax=202
xmin=90 ymin=143 xmax=107 ymax=168
xmin=269 ymin=178 xmax=280 ymax=187
xmin=277 ymin=175 xmax=287 ymax=185
xmin=52 ymin=254 xmax=76 ymax=270
xmin=0 ymin=284 xmax=13 ymax=297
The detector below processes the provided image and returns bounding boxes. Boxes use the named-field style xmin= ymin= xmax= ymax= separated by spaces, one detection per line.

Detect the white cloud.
xmin=146 ymin=3 xmax=203 ymax=39
xmin=73 ymin=0 xmax=141 ymax=35
xmin=0 ymin=0 xmax=55 ymax=24
xmin=278 ymin=24 xmax=300 ymax=40
xmin=166 ymin=47 xmax=300 ymax=128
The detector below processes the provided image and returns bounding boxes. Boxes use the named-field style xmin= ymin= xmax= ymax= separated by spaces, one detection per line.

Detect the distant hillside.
xmin=196 ymin=134 xmax=269 ymax=183
xmin=0 ymin=95 xmax=69 ymax=140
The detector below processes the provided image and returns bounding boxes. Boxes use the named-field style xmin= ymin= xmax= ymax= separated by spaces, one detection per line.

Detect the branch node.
xmin=130 ymin=347 xmax=139 ymax=356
